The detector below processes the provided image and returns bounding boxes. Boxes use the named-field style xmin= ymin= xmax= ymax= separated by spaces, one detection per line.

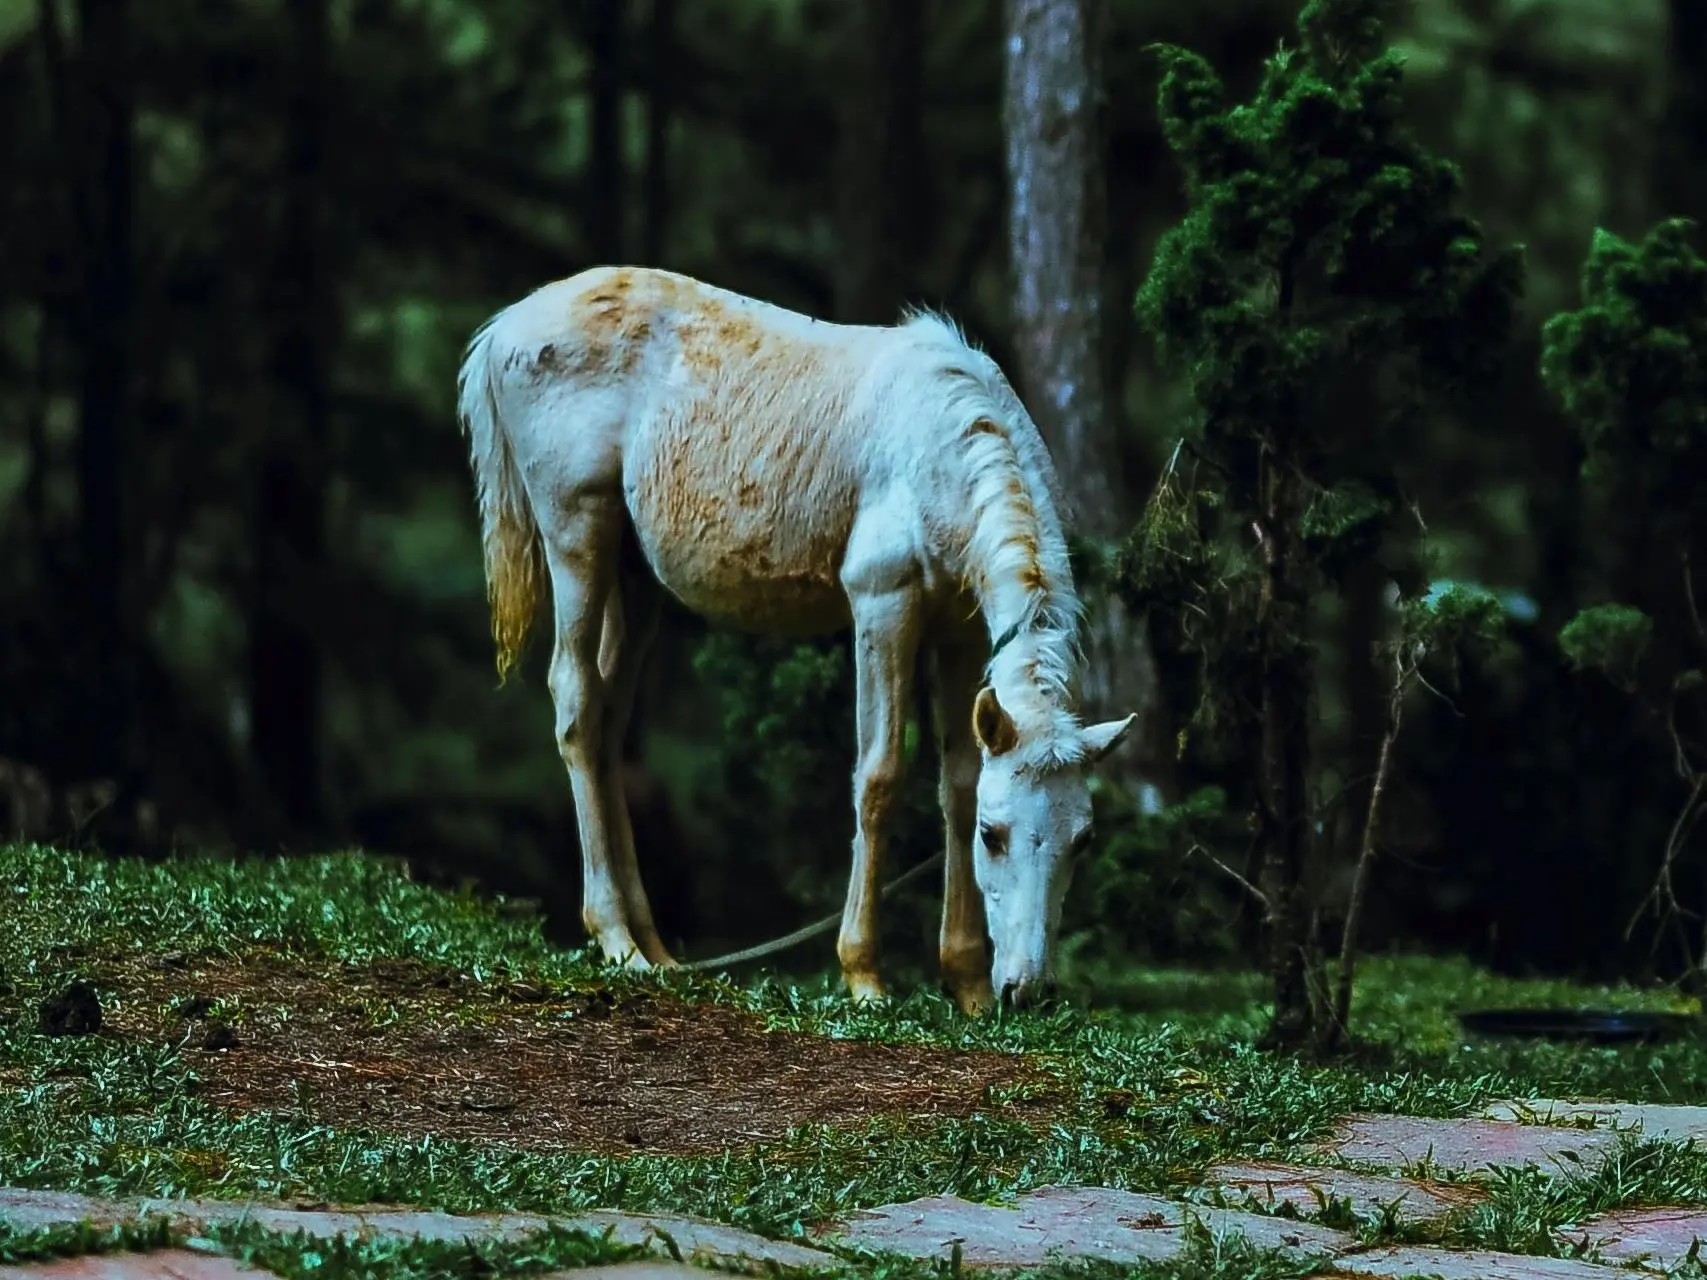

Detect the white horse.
xmin=456 ymin=267 xmax=1136 ymax=1013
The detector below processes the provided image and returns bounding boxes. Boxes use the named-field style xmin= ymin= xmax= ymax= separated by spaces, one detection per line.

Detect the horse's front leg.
xmin=931 ymin=632 xmax=995 ymax=1016
xmin=837 ymin=574 xmax=923 ymax=1005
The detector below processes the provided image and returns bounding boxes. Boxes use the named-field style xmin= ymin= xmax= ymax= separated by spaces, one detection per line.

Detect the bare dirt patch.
xmin=88 ymin=953 xmax=1064 ymax=1156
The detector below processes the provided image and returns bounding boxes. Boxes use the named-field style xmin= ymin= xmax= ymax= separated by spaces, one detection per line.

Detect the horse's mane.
xmin=898 ymin=308 xmax=1087 ymax=763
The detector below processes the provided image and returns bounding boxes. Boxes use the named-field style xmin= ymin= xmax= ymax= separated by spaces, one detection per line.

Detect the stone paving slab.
xmin=0 ymin=1191 xmax=133 ymax=1234
xmin=1318 ymin=1114 xmax=1624 ymax=1176
xmin=1557 ymin=1206 xmax=1707 ymax=1269
xmin=1485 ymin=1098 xmax=1707 ymax=1145
xmin=551 ymin=1211 xmax=833 ymax=1271
xmin=0 ymin=1252 xmax=270 ymax=1280
xmin=553 ymin=1267 xmax=719 ymax=1280
xmin=0 ymin=1256 xmax=719 ymax=1280
xmin=1205 ymin=1161 xmax=1487 ymax=1225
xmin=1327 ymin=1245 xmax=1634 ymax=1279
xmin=819 ymin=1184 xmax=1354 ymax=1268
xmin=144 ymin=1202 xmax=554 ymax=1246
xmin=0 ymin=1189 xmax=832 ymax=1273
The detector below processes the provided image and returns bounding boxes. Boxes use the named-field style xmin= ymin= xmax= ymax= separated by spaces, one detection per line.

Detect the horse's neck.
xmin=987 ymin=627 xmax=1085 ymax=766
xmin=950 ymin=407 xmax=1075 ymax=633
xmin=965 ymin=523 xmax=1077 ymax=677
xmin=987 ymin=622 xmax=1079 ymax=711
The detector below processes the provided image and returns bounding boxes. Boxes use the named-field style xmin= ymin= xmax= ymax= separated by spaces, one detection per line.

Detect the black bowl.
xmin=1458 ymin=1008 xmax=1699 ymax=1044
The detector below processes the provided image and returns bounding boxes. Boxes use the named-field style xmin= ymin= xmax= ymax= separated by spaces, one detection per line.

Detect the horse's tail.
xmin=458 ymin=310 xmax=545 ymax=684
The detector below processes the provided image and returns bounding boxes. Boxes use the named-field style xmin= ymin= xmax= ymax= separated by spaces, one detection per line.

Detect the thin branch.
xmin=1405 ymin=495 xmax=1429 ymax=535
xmin=1189 ymin=841 xmax=1271 ymax=910
xmin=1413 ymin=667 xmax=1463 ymax=716
xmin=1685 ymin=548 xmax=1707 ymax=658
xmin=679 ymin=851 xmax=945 ymax=972
xmin=1181 ymin=438 xmax=1235 ymax=484
xmin=1625 ymin=772 xmax=1707 ymax=958
xmin=1332 ymin=649 xmax=1410 ymax=1039
xmin=1667 ymin=695 xmax=1693 ymax=781
xmin=1315 ymin=769 xmax=1382 ymax=822
xmin=1154 ymin=435 xmax=1185 ymax=491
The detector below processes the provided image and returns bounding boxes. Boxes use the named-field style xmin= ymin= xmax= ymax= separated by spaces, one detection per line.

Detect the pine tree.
xmin=1544 ymin=219 xmax=1707 ymax=982
xmin=1129 ymin=0 xmax=1522 ymax=1048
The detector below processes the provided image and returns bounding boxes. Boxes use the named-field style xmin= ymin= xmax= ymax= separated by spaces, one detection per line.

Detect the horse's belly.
xmin=626 ymin=467 xmax=854 ymax=636
xmin=652 ymin=547 xmax=851 ymax=634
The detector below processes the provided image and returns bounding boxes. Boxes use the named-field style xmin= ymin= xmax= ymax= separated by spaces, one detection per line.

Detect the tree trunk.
xmin=1653 ymin=0 xmax=1707 ymax=226
xmin=31 ymin=0 xmax=68 ymax=570
xmin=249 ymin=0 xmax=332 ymax=841
xmin=588 ymin=0 xmax=624 ymax=261
xmin=834 ymin=0 xmax=926 ymax=324
xmin=27 ymin=279 xmax=52 ymax=559
xmin=1257 ymin=463 xmax=1319 ymax=1049
xmin=1002 ymin=0 xmax=1165 ymax=805
xmin=71 ymin=0 xmax=139 ymax=804
xmin=642 ymin=0 xmax=674 ymax=264
xmin=1003 ymin=0 xmax=1112 ymax=534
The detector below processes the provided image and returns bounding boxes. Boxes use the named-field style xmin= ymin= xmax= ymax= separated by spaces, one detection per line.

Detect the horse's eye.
xmin=980 ymin=822 xmax=1009 ymax=856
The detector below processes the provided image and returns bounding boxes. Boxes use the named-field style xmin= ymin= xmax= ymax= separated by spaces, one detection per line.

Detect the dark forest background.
xmin=1 ymin=0 xmax=1701 ymax=993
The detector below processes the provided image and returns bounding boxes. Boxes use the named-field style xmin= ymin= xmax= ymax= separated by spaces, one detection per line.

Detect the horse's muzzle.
xmin=998 ymin=974 xmax=1060 ymax=1010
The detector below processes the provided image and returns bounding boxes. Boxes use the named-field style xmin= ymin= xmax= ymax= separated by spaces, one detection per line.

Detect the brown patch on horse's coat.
xmin=964 ymin=416 xmax=1050 ymax=595
xmin=1016 ymin=552 xmax=1047 ymax=594
xmin=91 ymin=950 xmax=1062 ymax=1156
xmin=531 ymin=269 xmax=680 ymax=380
xmin=675 ymin=300 xmax=768 ymax=375
xmin=589 ymin=278 xmax=859 ymax=634
xmin=857 ymin=769 xmax=899 ymax=846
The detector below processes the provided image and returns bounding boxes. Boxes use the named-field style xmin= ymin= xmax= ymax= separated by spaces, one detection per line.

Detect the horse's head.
xmin=971 ymin=684 xmax=1136 ymax=1008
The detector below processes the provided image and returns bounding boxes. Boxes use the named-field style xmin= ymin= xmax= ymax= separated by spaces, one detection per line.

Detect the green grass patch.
xmin=0 ymin=1216 xmax=177 ymax=1265
xmin=210 ymin=1219 xmax=655 ymax=1280
xmin=5 ymin=842 xmax=1707 ymax=1279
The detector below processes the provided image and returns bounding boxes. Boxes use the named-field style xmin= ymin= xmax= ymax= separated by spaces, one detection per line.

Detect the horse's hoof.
xmin=952 ymin=983 xmax=997 ymax=1017
xmin=844 ymin=973 xmax=888 ymax=1005
xmin=599 ymin=938 xmax=652 ymax=971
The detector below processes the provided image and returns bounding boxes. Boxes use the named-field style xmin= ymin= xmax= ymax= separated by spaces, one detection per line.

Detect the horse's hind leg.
xmin=597 ymin=562 xmax=674 ymax=966
xmin=544 ymin=495 xmax=648 ymax=968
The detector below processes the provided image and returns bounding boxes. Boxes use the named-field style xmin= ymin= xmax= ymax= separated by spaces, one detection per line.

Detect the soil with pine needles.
xmin=84 ymin=951 xmax=1064 ymax=1155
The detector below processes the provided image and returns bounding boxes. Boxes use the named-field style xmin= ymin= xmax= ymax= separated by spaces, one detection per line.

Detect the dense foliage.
xmin=1128 ymin=0 xmax=1521 ymax=1043
xmin=1543 ymin=218 xmax=1707 ymax=980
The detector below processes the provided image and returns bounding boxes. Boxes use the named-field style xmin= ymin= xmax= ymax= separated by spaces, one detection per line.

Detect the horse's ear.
xmin=973 ymin=686 xmax=1019 ymax=756
xmin=1081 ymin=713 xmax=1138 ymax=764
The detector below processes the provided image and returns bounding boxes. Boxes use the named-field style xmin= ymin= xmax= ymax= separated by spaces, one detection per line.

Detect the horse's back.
xmin=497 ymin=266 xmax=863 ymax=383
xmin=493 ymin=268 xmax=902 ymax=634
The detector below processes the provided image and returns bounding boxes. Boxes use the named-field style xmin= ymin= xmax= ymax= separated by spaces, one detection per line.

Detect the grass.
xmin=0 ymin=1217 xmax=178 ymax=1265
xmin=6 ymin=841 xmax=1707 ymax=1279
